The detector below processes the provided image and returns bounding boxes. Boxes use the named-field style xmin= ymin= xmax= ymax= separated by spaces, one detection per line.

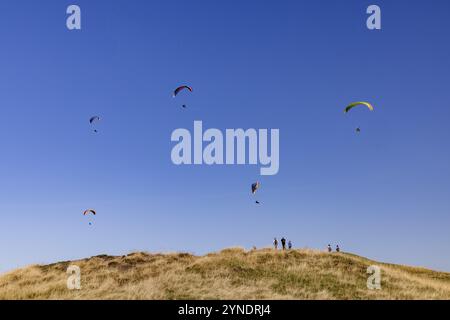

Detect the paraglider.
xmin=251 ymin=182 xmax=261 ymax=205
xmin=344 ymin=102 xmax=374 ymax=113
xmin=89 ymin=116 xmax=100 ymax=133
xmin=83 ymin=209 xmax=96 ymax=226
xmin=173 ymin=85 xmax=192 ymax=97
xmin=251 ymin=182 xmax=260 ymax=194
xmin=173 ymin=86 xmax=193 ymax=109
xmin=344 ymin=102 xmax=374 ymax=133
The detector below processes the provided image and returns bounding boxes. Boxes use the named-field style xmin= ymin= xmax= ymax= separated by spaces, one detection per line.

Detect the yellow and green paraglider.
xmin=344 ymin=102 xmax=374 ymax=133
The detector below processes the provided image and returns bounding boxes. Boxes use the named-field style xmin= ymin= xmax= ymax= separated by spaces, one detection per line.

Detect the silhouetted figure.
xmin=336 ymin=245 xmax=340 ymax=253
xmin=273 ymin=238 xmax=278 ymax=250
xmin=288 ymin=240 xmax=292 ymax=250
xmin=281 ymin=238 xmax=286 ymax=250
xmin=327 ymin=244 xmax=332 ymax=253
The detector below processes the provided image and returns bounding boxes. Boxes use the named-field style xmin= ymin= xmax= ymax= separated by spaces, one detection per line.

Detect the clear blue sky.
xmin=1 ymin=0 xmax=449 ymax=274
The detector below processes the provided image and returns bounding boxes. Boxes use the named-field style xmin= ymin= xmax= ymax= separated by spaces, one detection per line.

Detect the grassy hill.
xmin=1 ymin=248 xmax=449 ymax=300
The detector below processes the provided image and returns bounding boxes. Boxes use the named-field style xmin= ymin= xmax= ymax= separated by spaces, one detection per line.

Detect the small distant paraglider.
xmin=173 ymin=85 xmax=193 ymax=109
xmin=83 ymin=209 xmax=96 ymax=226
xmin=344 ymin=102 xmax=374 ymax=133
xmin=251 ymin=182 xmax=261 ymax=205
xmin=89 ymin=116 xmax=100 ymax=133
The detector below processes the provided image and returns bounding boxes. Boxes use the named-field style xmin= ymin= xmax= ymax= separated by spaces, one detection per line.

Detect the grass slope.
xmin=1 ymin=248 xmax=449 ymax=300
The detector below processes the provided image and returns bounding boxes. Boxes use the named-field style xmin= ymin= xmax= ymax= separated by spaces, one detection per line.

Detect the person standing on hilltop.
xmin=273 ymin=238 xmax=278 ymax=250
xmin=328 ymin=244 xmax=332 ymax=252
xmin=281 ymin=238 xmax=286 ymax=250
xmin=336 ymin=245 xmax=340 ymax=253
xmin=288 ymin=240 xmax=292 ymax=250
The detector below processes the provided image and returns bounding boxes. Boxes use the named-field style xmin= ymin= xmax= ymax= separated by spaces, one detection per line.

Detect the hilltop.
xmin=1 ymin=248 xmax=449 ymax=300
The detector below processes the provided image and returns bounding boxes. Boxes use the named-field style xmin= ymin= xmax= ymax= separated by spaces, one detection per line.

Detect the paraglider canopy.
xmin=344 ymin=102 xmax=374 ymax=113
xmin=173 ymin=85 xmax=193 ymax=97
xmin=251 ymin=182 xmax=260 ymax=194
xmin=83 ymin=209 xmax=96 ymax=216
xmin=89 ymin=116 xmax=100 ymax=124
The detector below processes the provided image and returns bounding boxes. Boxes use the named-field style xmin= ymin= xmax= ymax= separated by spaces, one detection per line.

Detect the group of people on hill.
xmin=328 ymin=244 xmax=340 ymax=252
xmin=271 ymin=238 xmax=341 ymax=253
xmin=273 ymin=237 xmax=292 ymax=250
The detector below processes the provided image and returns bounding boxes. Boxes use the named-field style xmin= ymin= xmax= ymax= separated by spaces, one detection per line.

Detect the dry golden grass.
xmin=1 ymin=247 xmax=449 ymax=300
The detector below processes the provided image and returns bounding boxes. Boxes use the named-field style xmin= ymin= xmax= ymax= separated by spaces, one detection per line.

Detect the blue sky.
xmin=0 ymin=0 xmax=449 ymax=273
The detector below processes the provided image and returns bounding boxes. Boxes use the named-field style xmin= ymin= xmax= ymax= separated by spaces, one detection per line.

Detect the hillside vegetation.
xmin=1 ymin=248 xmax=449 ymax=300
